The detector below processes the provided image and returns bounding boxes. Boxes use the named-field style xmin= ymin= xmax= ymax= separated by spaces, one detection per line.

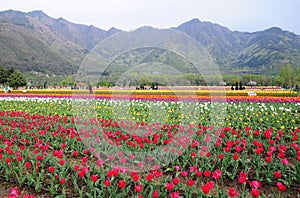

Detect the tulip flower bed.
xmin=0 ymin=96 xmax=299 ymax=197
xmin=1 ymin=93 xmax=300 ymax=103
xmin=1 ymin=89 xmax=298 ymax=97
xmin=0 ymin=87 xmax=298 ymax=97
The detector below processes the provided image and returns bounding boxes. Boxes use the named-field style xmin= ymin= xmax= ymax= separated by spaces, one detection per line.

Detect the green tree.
xmin=60 ymin=80 xmax=67 ymax=86
xmin=0 ymin=66 xmax=9 ymax=85
xmin=7 ymin=70 xmax=27 ymax=89
xmin=295 ymin=67 xmax=300 ymax=84
xmin=138 ymin=77 xmax=152 ymax=86
xmin=66 ymin=75 xmax=75 ymax=86
xmin=99 ymin=80 xmax=112 ymax=87
xmin=279 ymin=63 xmax=295 ymax=88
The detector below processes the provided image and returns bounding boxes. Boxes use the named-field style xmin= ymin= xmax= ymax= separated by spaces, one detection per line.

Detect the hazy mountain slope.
xmin=0 ymin=10 xmax=299 ymax=76
xmin=176 ymin=19 xmax=300 ymax=74
xmin=0 ymin=10 xmax=121 ymax=74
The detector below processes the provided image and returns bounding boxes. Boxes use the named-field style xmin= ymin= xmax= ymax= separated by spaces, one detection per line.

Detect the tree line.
xmin=0 ymin=66 xmax=27 ymax=89
xmin=1 ymin=63 xmax=299 ymax=90
xmin=94 ymin=64 xmax=300 ymax=89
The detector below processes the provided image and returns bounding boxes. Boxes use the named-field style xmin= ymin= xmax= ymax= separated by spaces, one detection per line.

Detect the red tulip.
xmin=171 ymin=192 xmax=180 ymax=198
xmin=104 ymin=179 xmax=110 ymax=187
xmin=250 ymin=180 xmax=261 ymax=189
xmin=48 ymin=166 xmax=55 ymax=173
xmin=204 ymin=170 xmax=211 ymax=177
xmin=196 ymin=171 xmax=203 ymax=177
xmin=25 ymin=161 xmax=31 ymax=169
xmin=233 ymin=153 xmax=239 ymax=161
xmin=281 ymin=158 xmax=288 ymax=165
xmin=212 ymin=169 xmax=222 ymax=180
xmin=166 ymin=182 xmax=174 ymax=191
xmin=251 ymin=188 xmax=260 ymax=197
xmin=277 ymin=182 xmax=286 ymax=191
xmin=91 ymin=175 xmax=98 ymax=183
xmin=78 ymin=171 xmax=85 ymax=178
xmin=119 ymin=180 xmax=126 ymax=189
xmin=202 ymin=185 xmax=210 ymax=194
xmin=60 ymin=178 xmax=66 ymax=185
xmin=73 ymin=165 xmax=80 ymax=171
xmin=172 ymin=177 xmax=180 ymax=185
xmin=274 ymin=171 xmax=281 ymax=179
xmin=73 ymin=150 xmax=79 ymax=157
xmin=228 ymin=188 xmax=238 ymax=197
xmin=135 ymin=184 xmax=143 ymax=193
xmin=59 ymin=159 xmax=65 ymax=166
xmin=180 ymin=171 xmax=188 ymax=177
xmin=187 ymin=179 xmax=195 ymax=187
xmin=153 ymin=190 xmax=159 ymax=198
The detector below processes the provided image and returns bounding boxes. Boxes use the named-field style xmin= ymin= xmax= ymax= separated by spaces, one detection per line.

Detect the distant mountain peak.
xmin=108 ymin=27 xmax=121 ymax=34
xmin=28 ymin=10 xmax=46 ymax=16
xmin=188 ymin=18 xmax=201 ymax=23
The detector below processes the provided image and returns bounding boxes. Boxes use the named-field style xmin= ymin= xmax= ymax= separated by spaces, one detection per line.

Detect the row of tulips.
xmin=0 ymin=96 xmax=299 ymax=197
xmin=0 ymin=110 xmax=299 ymax=197
xmin=1 ymin=97 xmax=299 ymax=131
xmin=1 ymin=93 xmax=300 ymax=103
xmin=1 ymin=89 xmax=298 ymax=97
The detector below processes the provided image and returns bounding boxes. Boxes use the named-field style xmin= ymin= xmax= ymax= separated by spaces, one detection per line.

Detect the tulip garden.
xmin=0 ymin=90 xmax=299 ymax=197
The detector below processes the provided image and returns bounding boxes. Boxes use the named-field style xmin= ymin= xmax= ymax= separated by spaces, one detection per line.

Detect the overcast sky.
xmin=1 ymin=0 xmax=300 ymax=34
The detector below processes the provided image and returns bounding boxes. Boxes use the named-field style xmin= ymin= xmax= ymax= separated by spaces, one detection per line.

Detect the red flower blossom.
xmin=73 ymin=165 xmax=80 ymax=171
xmin=112 ymin=168 xmax=119 ymax=177
xmin=172 ymin=177 xmax=180 ymax=185
xmin=196 ymin=171 xmax=203 ymax=177
xmin=171 ymin=192 xmax=180 ymax=198
xmin=48 ymin=166 xmax=55 ymax=173
xmin=166 ymin=182 xmax=174 ymax=191
xmin=187 ymin=179 xmax=195 ymax=187
xmin=153 ymin=190 xmax=159 ymax=198
xmin=264 ymin=129 xmax=272 ymax=139
xmin=91 ymin=175 xmax=98 ymax=182
xmin=78 ymin=171 xmax=85 ymax=178
xmin=233 ymin=153 xmax=239 ymax=161
xmin=228 ymin=188 xmax=238 ymax=197
xmin=204 ymin=170 xmax=211 ymax=178
xmin=60 ymin=178 xmax=66 ymax=185
xmin=250 ymin=180 xmax=261 ymax=189
xmin=238 ymin=176 xmax=247 ymax=184
xmin=266 ymin=156 xmax=272 ymax=163
xmin=8 ymin=187 xmax=20 ymax=198
xmin=281 ymin=158 xmax=288 ymax=165
xmin=25 ymin=161 xmax=31 ymax=169
xmin=212 ymin=169 xmax=222 ymax=180
xmin=135 ymin=184 xmax=143 ymax=193
xmin=17 ymin=155 xmax=23 ymax=162
xmin=59 ymin=160 xmax=65 ymax=166
xmin=119 ymin=180 xmax=126 ymax=189
xmin=146 ymin=173 xmax=154 ymax=182
xmin=274 ymin=171 xmax=281 ymax=179
xmin=202 ymin=185 xmax=210 ymax=194
xmin=251 ymin=188 xmax=260 ymax=197
xmin=180 ymin=171 xmax=188 ymax=177
xmin=131 ymin=172 xmax=139 ymax=182
xmin=104 ymin=179 xmax=110 ymax=187
xmin=206 ymin=181 xmax=214 ymax=189
xmin=73 ymin=150 xmax=79 ymax=157
xmin=218 ymin=154 xmax=224 ymax=160
xmin=6 ymin=158 xmax=11 ymax=164
xmin=277 ymin=182 xmax=286 ymax=191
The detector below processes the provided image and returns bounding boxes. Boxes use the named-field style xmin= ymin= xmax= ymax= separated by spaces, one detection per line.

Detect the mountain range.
xmin=0 ymin=9 xmax=300 ymax=76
